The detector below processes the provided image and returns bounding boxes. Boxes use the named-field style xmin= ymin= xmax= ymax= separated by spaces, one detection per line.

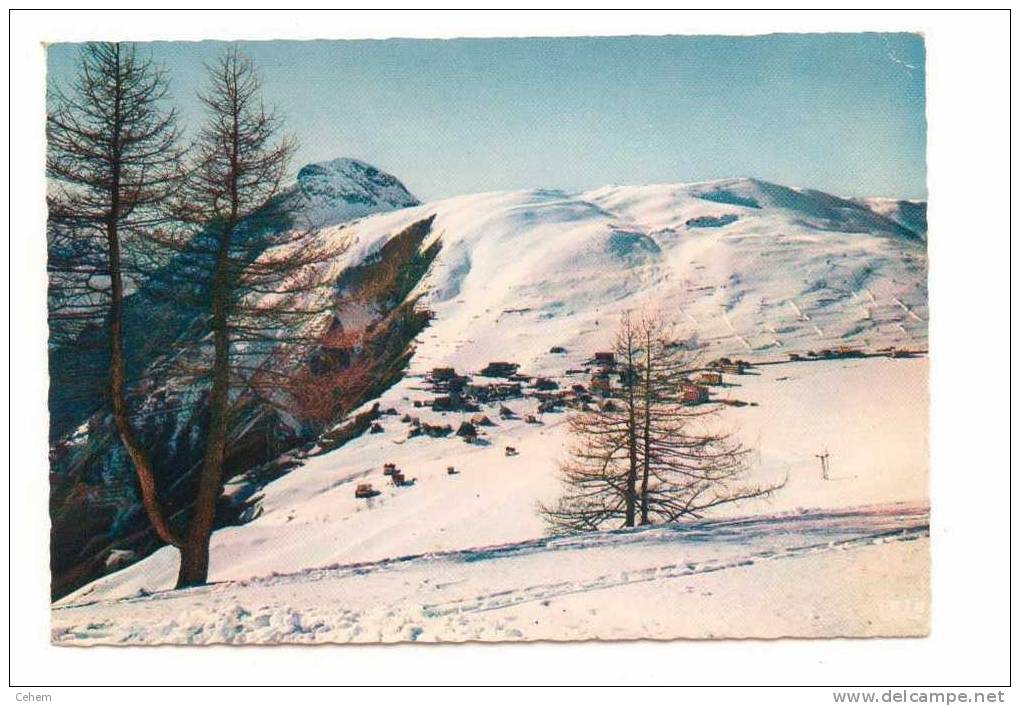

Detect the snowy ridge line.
xmin=421 ymin=524 xmax=929 ymax=618
xmin=54 ymin=504 xmax=928 ymax=612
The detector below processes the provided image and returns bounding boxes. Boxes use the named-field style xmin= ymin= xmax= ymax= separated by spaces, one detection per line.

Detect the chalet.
xmin=719 ymin=361 xmax=748 ymax=375
xmin=680 ymin=382 xmax=710 ymax=404
xmin=456 ymin=421 xmax=478 ymax=439
xmin=500 ymin=382 xmax=522 ymax=398
xmin=369 ymin=422 xmax=384 ymax=434
xmin=696 ymin=371 xmax=723 ymax=386
xmin=533 ymin=377 xmax=559 ymax=391
xmin=383 ymin=463 xmax=398 ymax=476
xmin=480 ymin=361 xmax=519 ymax=378
xmin=505 ymin=446 xmax=519 ymax=457
xmin=355 ymin=483 xmax=378 ymax=499
xmin=468 ymin=382 xmax=522 ymax=402
xmin=421 ymin=422 xmax=453 ymax=438
xmin=432 ymin=392 xmax=478 ymax=413
xmin=470 ymin=413 xmax=495 ymax=426
xmin=431 ymin=367 xmax=457 ymax=382
xmin=447 ymin=466 xmax=458 ymax=475
xmin=594 ymin=351 xmax=615 ymax=367
xmin=467 ymin=383 xmax=492 ymax=401
xmin=431 ymin=395 xmax=454 ymax=411
xmin=447 ymin=375 xmax=470 ymax=392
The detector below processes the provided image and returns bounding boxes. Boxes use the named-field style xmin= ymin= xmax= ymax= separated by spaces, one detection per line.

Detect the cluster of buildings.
xmin=355 ymin=350 xmax=761 ymax=498
xmin=396 ymin=349 xmax=754 ymax=445
xmin=788 ymin=346 xmax=865 ymax=362
xmin=587 ymin=352 xmax=740 ymax=406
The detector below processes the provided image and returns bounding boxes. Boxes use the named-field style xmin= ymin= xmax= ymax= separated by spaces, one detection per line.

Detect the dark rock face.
xmin=686 ymin=214 xmax=739 ymax=229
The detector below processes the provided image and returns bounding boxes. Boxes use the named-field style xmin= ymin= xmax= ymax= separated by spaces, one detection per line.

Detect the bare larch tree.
xmin=164 ymin=47 xmax=343 ymax=587
xmin=47 ymin=41 xmax=184 ymax=546
xmin=542 ymin=311 xmax=783 ymax=534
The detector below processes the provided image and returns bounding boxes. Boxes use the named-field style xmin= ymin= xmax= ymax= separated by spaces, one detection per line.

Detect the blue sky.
xmin=48 ymin=34 xmax=926 ymax=200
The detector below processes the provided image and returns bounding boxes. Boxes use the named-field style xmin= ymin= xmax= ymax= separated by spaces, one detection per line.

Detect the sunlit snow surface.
xmin=53 ymin=178 xmax=928 ymax=642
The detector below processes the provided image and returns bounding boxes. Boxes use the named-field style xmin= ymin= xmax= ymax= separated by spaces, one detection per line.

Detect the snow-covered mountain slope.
xmin=309 ymin=177 xmax=926 ymax=377
xmin=56 ymin=177 xmax=929 ymax=636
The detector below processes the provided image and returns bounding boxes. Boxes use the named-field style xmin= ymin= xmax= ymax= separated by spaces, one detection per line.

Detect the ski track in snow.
xmin=53 ymin=506 xmax=928 ymax=644
xmin=421 ymin=517 xmax=927 ymax=618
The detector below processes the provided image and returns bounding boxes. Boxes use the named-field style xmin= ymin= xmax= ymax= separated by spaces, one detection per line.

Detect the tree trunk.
xmin=639 ymin=331 xmax=652 ymax=525
xmin=174 ymin=364 xmax=228 ymax=587
xmin=105 ymin=43 xmax=180 ymax=549
xmin=109 ymin=238 xmax=181 ymax=548
xmin=175 ymin=221 xmax=233 ymax=589
xmin=177 ymin=83 xmax=242 ymax=588
xmin=624 ymin=342 xmax=637 ymax=527
xmin=176 ymin=535 xmax=211 ymax=589
xmin=625 ymin=429 xmax=637 ymax=526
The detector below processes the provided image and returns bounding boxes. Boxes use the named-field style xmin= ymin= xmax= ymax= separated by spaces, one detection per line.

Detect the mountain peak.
xmin=295 ymin=157 xmax=419 ymax=225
